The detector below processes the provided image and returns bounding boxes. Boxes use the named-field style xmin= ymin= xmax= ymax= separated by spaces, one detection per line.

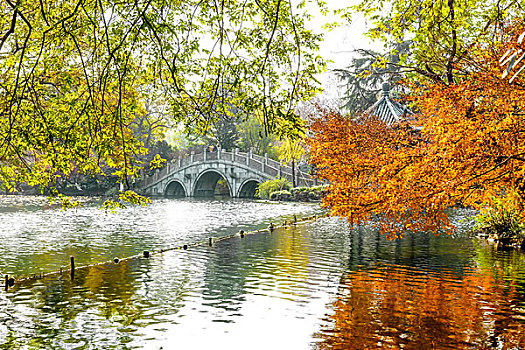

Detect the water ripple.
xmin=1 ymin=200 xmax=525 ymax=349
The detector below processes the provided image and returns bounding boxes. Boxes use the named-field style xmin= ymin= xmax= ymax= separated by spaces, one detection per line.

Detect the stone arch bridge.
xmin=137 ymin=149 xmax=316 ymax=198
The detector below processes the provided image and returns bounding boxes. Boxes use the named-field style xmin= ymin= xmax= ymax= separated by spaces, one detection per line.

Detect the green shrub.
xmin=310 ymin=184 xmax=329 ymax=192
xmin=475 ymin=189 xmax=525 ymax=239
xmin=290 ymin=185 xmax=328 ymax=201
xmin=291 ymin=187 xmax=308 ymax=194
xmin=270 ymin=190 xmax=292 ymax=201
xmin=256 ymin=178 xmax=291 ymax=199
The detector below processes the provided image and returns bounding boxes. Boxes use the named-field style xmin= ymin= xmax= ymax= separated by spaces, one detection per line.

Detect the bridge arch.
xmin=193 ymin=169 xmax=232 ymax=198
xmin=139 ymin=150 xmax=316 ymax=197
xmin=164 ymin=180 xmax=187 ymax=197
xmin=237 ymin=179 xmax=260 ymax=198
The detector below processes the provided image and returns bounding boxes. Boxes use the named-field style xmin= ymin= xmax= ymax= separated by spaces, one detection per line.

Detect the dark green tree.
xmin=334 ymin=41 xmax=411 ymax=114
xmin=204 ymin=115 xmax=239 ymax=151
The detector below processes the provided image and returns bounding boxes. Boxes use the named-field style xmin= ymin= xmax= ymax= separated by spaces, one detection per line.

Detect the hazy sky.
xmin=310 ymin=0 xmax=385 ymax=98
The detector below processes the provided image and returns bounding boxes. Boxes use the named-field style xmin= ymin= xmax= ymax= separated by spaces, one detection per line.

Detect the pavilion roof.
xmin=365 ymin=83 xmax=412 ymax=125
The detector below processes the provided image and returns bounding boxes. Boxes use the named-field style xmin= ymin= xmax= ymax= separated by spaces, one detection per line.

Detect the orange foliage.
xmin=308 ymin=24 xmax=525 ymax=238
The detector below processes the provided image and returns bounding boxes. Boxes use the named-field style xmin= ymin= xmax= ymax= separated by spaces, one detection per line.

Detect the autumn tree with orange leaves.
xmin=309 ymin=24 xmax=525 ymax=238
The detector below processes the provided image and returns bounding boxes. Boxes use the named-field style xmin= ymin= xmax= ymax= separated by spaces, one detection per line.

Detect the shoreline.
xmin=472 ymin=227 xmax=525 ymax=250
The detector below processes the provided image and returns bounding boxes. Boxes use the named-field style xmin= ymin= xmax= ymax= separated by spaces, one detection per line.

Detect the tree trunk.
xmin=292 ymin=158 xmax=296 ymax=187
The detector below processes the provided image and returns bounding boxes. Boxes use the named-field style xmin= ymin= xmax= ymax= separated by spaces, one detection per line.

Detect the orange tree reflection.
xmin=315 ymin=263 xmax=525 ymax=349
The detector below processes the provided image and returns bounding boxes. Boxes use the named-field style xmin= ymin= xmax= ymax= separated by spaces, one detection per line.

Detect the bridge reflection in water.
xmin=138 ymin=148 xmax=316 ymax=198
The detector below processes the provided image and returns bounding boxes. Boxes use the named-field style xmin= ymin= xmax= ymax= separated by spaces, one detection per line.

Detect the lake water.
xmin=0 ymin=196 xmax=524 ymax=349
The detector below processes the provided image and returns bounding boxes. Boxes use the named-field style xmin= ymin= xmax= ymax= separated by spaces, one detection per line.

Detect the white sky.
xmin=306 ymin=0 xmax=385 ymax=99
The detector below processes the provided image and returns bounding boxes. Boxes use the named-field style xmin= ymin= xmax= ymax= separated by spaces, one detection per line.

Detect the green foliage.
xmin=256 ymin=178 xmax=291 ymax=199
xmin=204 ymin=115 xmax=239 ymax=151
xmin=475 ymin=189 xmax=525 ymax=239
xmin=167 ymin=126 xmax=207 ymax=153
xmin=293 ymin=184 xmax=328 ymax=193
xmin=149 ymin=140 xmax=175 ymax=164
xmin=348 ymin=0 xmax=522 ymax=84
xmin=290 ymin=185 xmax=328 ymax=201
xmin=215 ymin=179 xmax=231 ymax=196
xmin=149 ymin=153 xmax=166 ymax=170
xmin=101 ymin=190 xmax=152 ymax=213
xmin=0 ymin=0 xmax=326 ymax=207
xmin=236 ymin=114 xmax=278 ymax=159
xmin=269 ymin=190 xmax=292 ymax=201
xmin=278 ymin=137 xmax=307 ymax=164
xmin=262 ymin=184 xmax=327 ymax=201
xmin=278 ymin=136 xmax=307 ymax=187
xmin=48 ymin=193 xmax=81 ymax=210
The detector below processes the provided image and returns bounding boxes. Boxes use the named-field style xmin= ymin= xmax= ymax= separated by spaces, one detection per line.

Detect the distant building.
xmin=365 ymin=82 xmax=413 ymax=125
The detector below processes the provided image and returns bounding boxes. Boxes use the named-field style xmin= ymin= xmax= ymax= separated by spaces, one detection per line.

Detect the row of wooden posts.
xmin=4 ymin=214 xmax=325 ymax=292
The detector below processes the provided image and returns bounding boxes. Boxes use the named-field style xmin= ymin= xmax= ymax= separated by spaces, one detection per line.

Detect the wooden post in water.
xmin=209 ymin=237 xmax=213 ymax=246
xmin=70 ymin=256 xmax=75 ymax=280
xmin=4 ymin=275 xmax=8 ymax=291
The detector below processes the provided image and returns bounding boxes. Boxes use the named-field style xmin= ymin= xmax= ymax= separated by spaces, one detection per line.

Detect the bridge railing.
xmin=137 ymin=148 xmax=317 ymax=189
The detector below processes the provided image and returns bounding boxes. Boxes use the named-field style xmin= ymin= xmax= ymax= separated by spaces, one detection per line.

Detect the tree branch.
xmin=0 ymin=8 xmax=17 ymax=51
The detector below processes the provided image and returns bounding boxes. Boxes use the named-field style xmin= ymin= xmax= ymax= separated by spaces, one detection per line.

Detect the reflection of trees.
xmin=201 ymin=238 xmax=251 ymax=310
xmin=82 ymin=261 xmax=140 ymax=323
xmin=344 ymin=227 xmax=473 ymax=275
xmin=5 ymin=259 xmax=146 ymax=348
xmin=474 ymin=240 xmax=525 ymax=298
xmin=316 ymin=263 xmax=525 ymax=349
xmin=201 ymin=225 xmax=311 ymax=311
xmin=323 ymin=227 xmax=525 ymax=349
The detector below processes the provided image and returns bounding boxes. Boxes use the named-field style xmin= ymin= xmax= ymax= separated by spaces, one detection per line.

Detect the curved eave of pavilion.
xmin=366 ymin=95 xmax=413 ymax=125
xmin=364 ymin=83 xmax=413 ymax=126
